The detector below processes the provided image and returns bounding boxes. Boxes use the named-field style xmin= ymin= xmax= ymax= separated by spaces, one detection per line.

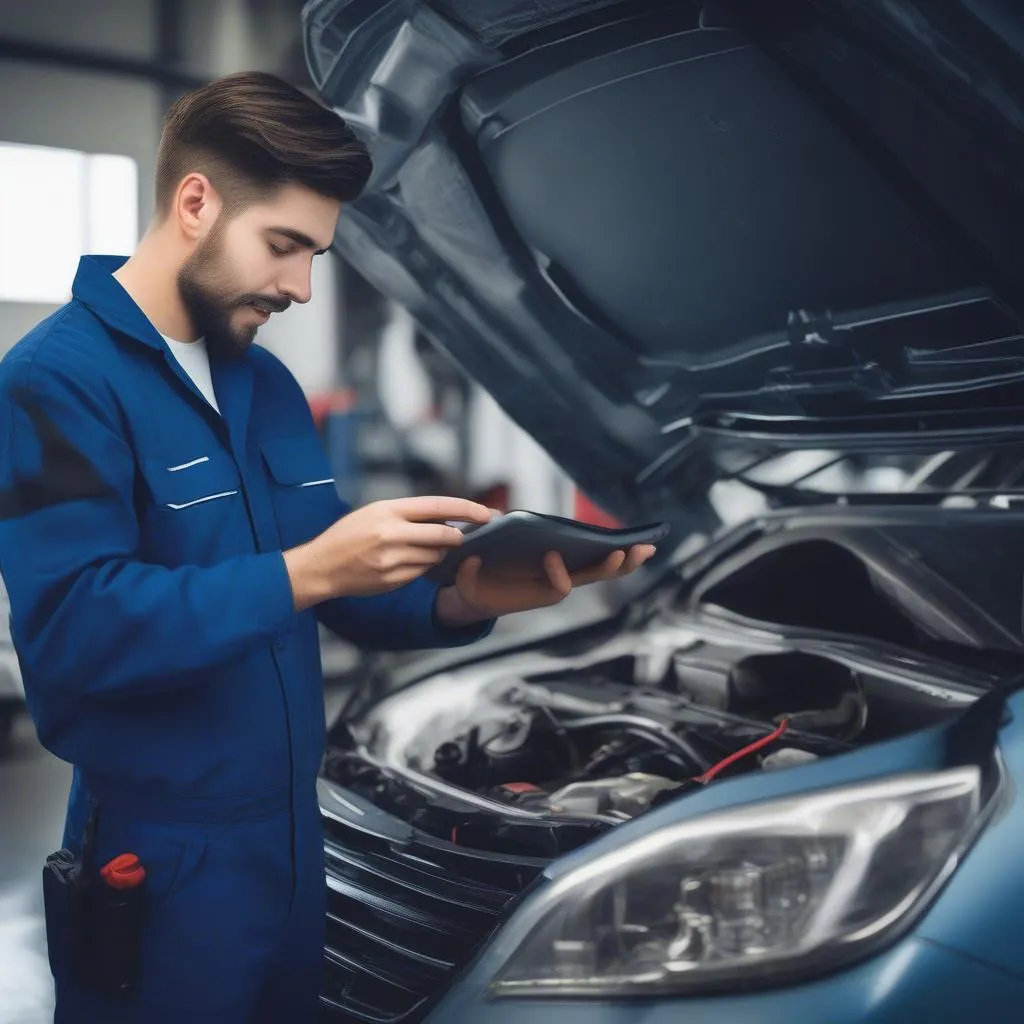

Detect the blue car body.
xmin=301 ymin=0 xmax=1024 ymax=1020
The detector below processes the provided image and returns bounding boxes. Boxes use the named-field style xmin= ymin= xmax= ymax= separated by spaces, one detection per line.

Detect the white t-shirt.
xmin=161 ymin=334 xmax=221 ymax=414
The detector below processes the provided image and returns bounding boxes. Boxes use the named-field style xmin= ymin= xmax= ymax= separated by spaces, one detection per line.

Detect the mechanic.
xmin=0 ymin=72 xmax=655 ymax=1023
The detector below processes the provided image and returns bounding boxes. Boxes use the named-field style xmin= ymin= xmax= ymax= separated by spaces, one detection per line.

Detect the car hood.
xmin=303 ymin=0 xmax=1024 ymax=526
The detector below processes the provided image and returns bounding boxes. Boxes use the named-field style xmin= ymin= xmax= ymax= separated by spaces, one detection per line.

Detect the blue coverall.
xmin=0 ymin=255 xmax=490 ymax=1022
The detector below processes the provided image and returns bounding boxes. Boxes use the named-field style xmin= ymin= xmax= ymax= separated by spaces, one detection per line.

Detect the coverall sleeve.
xmin=316 ymin=575 xmax=495 ymax=651
xmin=258 ymin=347 xmax=495 ymax=651
xmin=0 ymin=358 xmax=296 ymax=700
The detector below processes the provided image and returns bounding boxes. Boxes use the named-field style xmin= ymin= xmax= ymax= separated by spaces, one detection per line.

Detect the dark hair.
xmin=155 ymin=71 xmax=372 ymax=217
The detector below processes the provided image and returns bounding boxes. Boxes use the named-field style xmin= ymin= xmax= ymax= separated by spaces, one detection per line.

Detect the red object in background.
xmin=99 ymin=853 xmax=146 ymax=890
xmin=472 ymin=482 xmax=510 ymax=513
xmin=470 ymin=486 xmax=619 ymax=524
xmin=574 ymin=490 xmax=621 ymax=528
xmin=307 ymin=388 xmax=358 ymax=430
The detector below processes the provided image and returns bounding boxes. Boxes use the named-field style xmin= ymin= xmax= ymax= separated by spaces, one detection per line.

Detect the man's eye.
xmin=268 ymin=243 xmax=290 ymax=257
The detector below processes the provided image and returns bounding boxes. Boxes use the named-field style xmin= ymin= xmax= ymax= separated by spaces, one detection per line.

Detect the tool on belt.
xmin=42 ymin=798 xmax=147 ymax=997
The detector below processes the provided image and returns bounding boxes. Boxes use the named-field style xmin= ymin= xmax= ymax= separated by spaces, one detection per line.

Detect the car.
xmin=301 ymin=0 xmax=1024 ymax=1020
xmin=0 ymin=572 xmax=25 ymax=754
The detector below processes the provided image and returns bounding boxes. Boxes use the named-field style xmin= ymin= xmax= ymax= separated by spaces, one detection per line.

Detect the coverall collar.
xmin=72 ymin=255 xmax=254 ymax=448
xmin=71 ymin=255 xmax=168 ymax=352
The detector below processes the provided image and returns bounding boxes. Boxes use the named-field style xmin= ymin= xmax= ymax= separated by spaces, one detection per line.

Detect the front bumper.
xmin=316 ymin=780 xmax=1020 ymax=1024
xmin=423 ymin=937 xmax=1024 ymax=1023
xmin=318 ymin=781 xmax=545 ymax=1023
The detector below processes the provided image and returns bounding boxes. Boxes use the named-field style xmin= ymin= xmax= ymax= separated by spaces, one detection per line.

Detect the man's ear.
xmin=175 ymin=172 xmax=221 ymax=243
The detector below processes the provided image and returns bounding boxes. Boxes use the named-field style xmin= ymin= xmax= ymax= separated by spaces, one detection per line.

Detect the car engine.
xmin=323 ymin=620 xmax=971 ymax=858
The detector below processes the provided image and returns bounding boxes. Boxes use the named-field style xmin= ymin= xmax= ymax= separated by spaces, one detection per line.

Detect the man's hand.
xmin=434 ymin=544 xmax=658 ymax=627
xmin=283 ymin=496 xmax=493 ymax=611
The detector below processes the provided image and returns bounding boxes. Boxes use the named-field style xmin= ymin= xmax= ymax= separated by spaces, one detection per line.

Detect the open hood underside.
xmin=304 ymin=0 xmax=1024 ymax=523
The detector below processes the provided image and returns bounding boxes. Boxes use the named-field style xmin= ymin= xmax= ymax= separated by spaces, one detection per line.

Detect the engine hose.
xmin=561 ymin=714 xmax=711 ymax=772
xmin=779 ymin=692 xmax=868 ymax=742
xmin=671 ymin=700 xmax=853 ymax=754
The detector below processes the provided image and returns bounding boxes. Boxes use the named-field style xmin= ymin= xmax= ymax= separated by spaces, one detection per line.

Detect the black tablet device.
xmin=425 ymin=510 xmax=671 ymax=588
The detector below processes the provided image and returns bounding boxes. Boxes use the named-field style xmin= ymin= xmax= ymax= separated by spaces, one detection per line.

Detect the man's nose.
xmin=278 ymin=263 xmax=312 ymax=305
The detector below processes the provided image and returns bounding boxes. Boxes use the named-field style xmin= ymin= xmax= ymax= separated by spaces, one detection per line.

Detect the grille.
xmin=319 ymin=807 xmax=544 ymax=1023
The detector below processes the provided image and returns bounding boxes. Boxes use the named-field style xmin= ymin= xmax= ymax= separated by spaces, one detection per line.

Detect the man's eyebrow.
xmin=268 ymin=227 xmax=331 ymax=255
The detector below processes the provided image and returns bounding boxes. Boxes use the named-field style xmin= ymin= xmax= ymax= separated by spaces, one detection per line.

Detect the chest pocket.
xmin=260 ymin=436 xmax=341 ymax=548
xmin=137 ymin=455 xmax=245 ymax=565
xmin=140 ymin=456 xmax=241 ymax=511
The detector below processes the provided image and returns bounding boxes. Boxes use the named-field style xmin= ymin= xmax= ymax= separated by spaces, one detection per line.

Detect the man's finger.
xmin=455 ymin=555 xmax=483 ymax=596
xmin=390 ymin=545 xmax=450 ymax=568
xmin=403 ymin=522 xmax=467 ymax=548
xmin=571 ymin=549 xmax=626 ymax=584
xmin=388 ymin=495 xmax=493 ymax=524
xmin=603 ymin=550 xmax=628 ymax=574
xmin=620 ymin=544 xmax=656 ymax=574
xmin=544 ymin=551 xmax=573 ymax=597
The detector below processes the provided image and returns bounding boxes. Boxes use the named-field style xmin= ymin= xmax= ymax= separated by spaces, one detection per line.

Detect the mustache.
xmin=238 ymin=295 xmax=290 ymax=314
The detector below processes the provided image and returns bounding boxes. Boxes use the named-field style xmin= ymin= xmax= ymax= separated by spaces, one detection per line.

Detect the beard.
xmin=177 ymin=227 xmax=288 ymax=359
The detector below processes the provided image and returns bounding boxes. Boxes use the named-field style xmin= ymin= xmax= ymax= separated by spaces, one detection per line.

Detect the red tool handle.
xmin=99 ymin=853 xmax=146 ymax=890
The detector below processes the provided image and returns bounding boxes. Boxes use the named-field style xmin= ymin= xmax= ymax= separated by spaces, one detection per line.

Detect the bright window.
xmin=0 ymin=143 xmax=138 ymax=304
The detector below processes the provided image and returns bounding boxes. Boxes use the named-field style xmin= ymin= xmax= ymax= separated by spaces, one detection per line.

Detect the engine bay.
xmin=324 ymin=619 xmax=978 ymax=859
xmin=417 ymin=664 xmax=857 ymax=818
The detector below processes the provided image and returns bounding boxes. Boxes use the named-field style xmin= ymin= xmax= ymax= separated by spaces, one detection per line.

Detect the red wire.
xmin=448 ymin=726 xmax=788 ymax=844
xmin=695 ymin=718 xmax=789 ymax=784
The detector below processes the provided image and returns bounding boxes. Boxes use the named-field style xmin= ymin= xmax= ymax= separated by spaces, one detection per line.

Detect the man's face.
xmin=177 ymin=183 xmax=340 ymax=358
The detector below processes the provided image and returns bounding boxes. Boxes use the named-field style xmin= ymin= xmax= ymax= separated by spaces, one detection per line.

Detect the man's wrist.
xmin=282 ymin=542 xmax=332 ymax=612
xmin=433 ymin=585 xmax=491 ymax=628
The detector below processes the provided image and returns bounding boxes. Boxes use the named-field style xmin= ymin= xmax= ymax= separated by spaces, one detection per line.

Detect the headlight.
xmin=491 ymin=767 xmax=981 ymax=997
